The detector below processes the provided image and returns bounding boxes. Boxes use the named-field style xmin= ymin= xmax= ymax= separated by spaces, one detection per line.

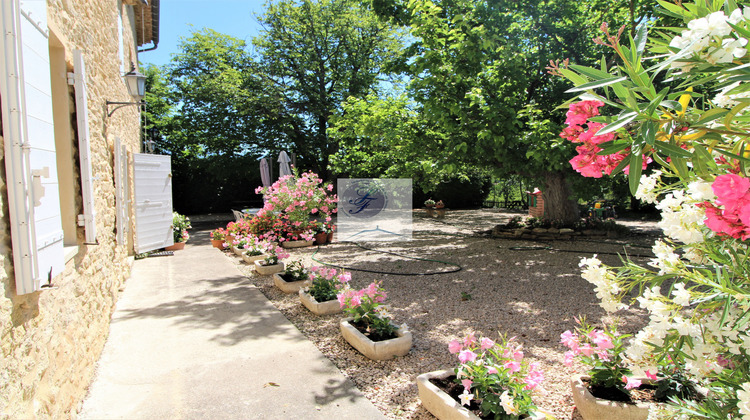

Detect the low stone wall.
xmin=491 ymin=226 xmax=619 ymax=241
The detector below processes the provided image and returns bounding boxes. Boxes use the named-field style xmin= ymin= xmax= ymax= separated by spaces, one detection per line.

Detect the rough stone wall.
xmin=1 ymin=1 xmax=143 ymax=418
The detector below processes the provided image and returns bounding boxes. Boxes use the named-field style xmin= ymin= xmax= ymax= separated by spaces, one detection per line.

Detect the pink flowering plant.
xmin=551 ymin=2 xmax=750 ymax=417
xmin=242 ymin=236 xmax=267 ymax=257
xmin=337 ymin=282 xmax=396 ymax=341
xmin=561 ymin=320 xmax=635 ymax=396
xmin=307 ymin=266 xmax=351 ymax=302
xmin=172 ymin=212 xmax=191 ymax=243
xmin=448 ymin=333 xmax=544 ymax=418
xmin=255 ymin=168 xmax=338 ymax=233
xmin=262 ymin=243 xmax=290 ymax=265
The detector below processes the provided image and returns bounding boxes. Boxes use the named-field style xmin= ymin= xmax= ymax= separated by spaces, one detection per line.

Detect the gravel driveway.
xmin=227 ymin=209 xmax=661 ymax=419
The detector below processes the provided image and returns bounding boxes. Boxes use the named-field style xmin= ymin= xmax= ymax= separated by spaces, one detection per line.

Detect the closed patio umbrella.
xmin=278 ymin=151 xmax=292 ymax=177
xmin=260 ymin=158 xmax=271 ymax=188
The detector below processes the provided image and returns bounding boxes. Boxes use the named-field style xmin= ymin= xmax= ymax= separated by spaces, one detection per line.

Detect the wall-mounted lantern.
xmin=106 ymin=65 xmax=147 ymax=117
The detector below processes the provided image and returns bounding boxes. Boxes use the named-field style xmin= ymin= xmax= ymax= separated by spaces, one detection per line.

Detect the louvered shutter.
xmin=69 ymin=49 xmax=97 ymax=244
xmin=133 ymin=153 xmax=173 ymax=253
xmin=0 ymin=0 xmax=64 ymax=294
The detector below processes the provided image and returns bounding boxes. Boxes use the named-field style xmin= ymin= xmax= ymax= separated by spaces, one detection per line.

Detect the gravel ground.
xmin=221 ymin=209 xmax=662 ymax=419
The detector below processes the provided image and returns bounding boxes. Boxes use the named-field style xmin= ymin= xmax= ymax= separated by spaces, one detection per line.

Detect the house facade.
xmin=0 ymin=0 xmax=162 ymax=417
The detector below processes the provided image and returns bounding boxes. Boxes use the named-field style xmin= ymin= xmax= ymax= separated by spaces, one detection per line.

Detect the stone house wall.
xmin=0 ymin=1 xmax=145 ymax=418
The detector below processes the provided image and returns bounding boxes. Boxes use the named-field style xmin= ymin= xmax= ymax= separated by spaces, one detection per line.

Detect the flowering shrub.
xmin=551 ymin=2 xmax=750 ymax=417
xmin=210 ymin=227 xmax=227 ymax=241
xmin=225 ymin=220 xmax=251 ymax=238
xmin=172 ymin=212 xmax=191 ymax=243
xmin=255 ymin=169 xmax=338 ymax=229
xmin=262 ymin=243 xmax=290 ymax=265
xmin=337 ymin=282 xmax=396 ymax=341
xmin=307 ymin=266 xmax=351 ymax=302
xmin=448 ymin=334 xmax=544 ymax=418
xmin=242 ymin=236 xmax=267 ymax=256
xmin=561 ymin=320 xmax=635 ymax=396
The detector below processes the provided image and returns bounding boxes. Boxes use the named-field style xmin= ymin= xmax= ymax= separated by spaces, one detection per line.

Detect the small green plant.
xmin=425 ymin=198 xmax=436 ymax=207
xmin=337 ymin=282 xmax=396 ymax=341
xmin=283 ymin=260 xmax=308 ymax=282
xmin=307 ymin=266 xmax=350 ymax=302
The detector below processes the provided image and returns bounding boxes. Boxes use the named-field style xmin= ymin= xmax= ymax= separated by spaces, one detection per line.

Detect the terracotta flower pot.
xmin=299 ymin=288 xmax=343 ymax=315
xmin=210 ymin=239 xmax=225 ymax=249
xmin=314 ymin=232 xmax=328 ymax=245
xmin=339 ymin=317 xmax=412 ymax=360
xmin=571 ymin=374 xmax=658 ymax=420
xmin=327 ymin=232 xmax=334 ymax=243
xmin=165 ymin=242 xmax=186 ymax=251
xmin=417 ymin=370 xmax=547 ymax=420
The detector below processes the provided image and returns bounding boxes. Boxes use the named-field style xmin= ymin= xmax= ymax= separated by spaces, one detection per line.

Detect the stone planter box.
xmin=254 ymin=260 xmax=285 ymax=275
xmin=339 ymin=317 xmax=412 ymax=360
xmin=571 ymin=374 xmax=656 ymax=420
xmin=232 ymin=246 xmax=244 ymax=256
xmin=417 ymin=369 xmax=547 ymax=420
xmin=273 ymin=273 xmax=309 ymax=294
xmin=281 ymin=240 xmax=314 ymax=249
xmin=299 ymin=288 xmax=342 ymax=315
xmin=241 ymin=253 xmax=266 ymax=264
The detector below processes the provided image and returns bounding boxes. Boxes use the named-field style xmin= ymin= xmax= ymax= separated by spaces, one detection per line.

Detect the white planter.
xmin=339 ymin=317 xmax=412 ymax=361
xmin=254 ymin=260 xmax=285 ymax=275
xmin=417 ymin=370 xmax=548 ymax=420
xmin=241 ymin=253 xmax=266 ymax=264
xmin=299 ymin=288 xmax=343 ymax=315
xmin=273 ymin=273 xmax=310 ymax=294
xmin=232 ymin=246 xmax=244 ymax=256
xmin=571 ymin=374 xmax=657 ymax=420
xmin=281 ymin=240 xmax=313 ymax=249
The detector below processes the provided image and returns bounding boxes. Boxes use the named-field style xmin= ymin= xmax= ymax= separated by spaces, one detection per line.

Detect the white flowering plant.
xmin=550 ymin=1 xmax=750 ymax=418
xmin=448 ymin=333 xmax=544 ymax=419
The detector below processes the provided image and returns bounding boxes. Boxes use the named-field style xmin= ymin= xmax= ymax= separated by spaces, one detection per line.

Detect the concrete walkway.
xmin=79 ymin=228 xmax=385 ymax=420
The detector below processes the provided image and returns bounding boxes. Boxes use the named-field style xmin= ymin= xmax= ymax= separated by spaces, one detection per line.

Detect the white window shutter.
xmin=68 ymin=49 xmax=97 ymax=244
xmin=0 ymin=0 xmax=65 ymax=294
xmin=114 ymin=137 xmax=129 ymax=246
xmin=133 ymin=153 xmax=173 ymax=253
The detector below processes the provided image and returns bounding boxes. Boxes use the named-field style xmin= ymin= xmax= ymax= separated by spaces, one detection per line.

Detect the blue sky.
xmin=139 ymin=0 xmax=266 ymax=67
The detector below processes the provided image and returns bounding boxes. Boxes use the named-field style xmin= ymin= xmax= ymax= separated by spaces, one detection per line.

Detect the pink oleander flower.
xmin=480 ymin=337 xmax=495 ymax=350
xmin=623 ymin=376 xmax=642 ymax=390
xmin=458 ymin=350 xmax=477 ymax=363
xmin=645 ymin=370 xmax=658 ymax=380
xmin=713 ymin=174 xmax=750 ymax=202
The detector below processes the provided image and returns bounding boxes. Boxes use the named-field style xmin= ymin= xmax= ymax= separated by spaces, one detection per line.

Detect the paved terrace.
xmin=79 ymin=223 xmax=384 ymax=419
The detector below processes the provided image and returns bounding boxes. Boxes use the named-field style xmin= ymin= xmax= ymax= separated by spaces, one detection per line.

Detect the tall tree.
xmin=254 ymin=0 xmax=402 ymax=179
xmin=374 ymin=0 xmax=655 ymax=222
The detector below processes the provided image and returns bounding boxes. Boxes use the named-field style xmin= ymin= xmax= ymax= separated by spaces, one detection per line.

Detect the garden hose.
xmin=310 ymin=241 xmax=462 ymax=276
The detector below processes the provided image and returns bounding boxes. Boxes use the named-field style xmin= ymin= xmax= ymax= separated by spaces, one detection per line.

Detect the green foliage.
xmin=172 ymin=212 xmax=192 ymax=243
xmin=283 ymin=260 xmax=308 ymax=282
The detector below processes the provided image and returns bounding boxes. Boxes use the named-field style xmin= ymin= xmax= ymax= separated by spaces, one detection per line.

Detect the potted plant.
xmin=337 ymin=282 xmax=412 ymax=360
xmin=417 ymin=334 xmax=547 ymax=419
xmin=165 ymin=212 xmax=191 ymax=251
xmin=560 ymin=320 xmax=699 ymax=420
xmin=273 ymin=260 xmax=310 ymax=294
xmin=232 ymin=236 xmax=249 ymax=256
xmin=210 ymin=227 xmax=227 ymax=249
xmin=425 ymin=198 xmax=436 ymax=208
xmin=254 ymin=243 xmax=289 ymax=275
xmin=311 ymin=221 xmax=328 ymax=245
xmin=241 ymin=236 xmax=268 ymax=264
xmin=324 ymin=221 xmax=336 ymax=243
xmin=299 ymin=266 xmax=350 ymax=315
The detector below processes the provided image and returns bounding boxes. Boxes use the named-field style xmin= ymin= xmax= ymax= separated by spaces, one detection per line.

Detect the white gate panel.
xmin=114 ymin=137 xmax=129 ymax=246
xmin=133 ymin=153 xmax=173 ymax=253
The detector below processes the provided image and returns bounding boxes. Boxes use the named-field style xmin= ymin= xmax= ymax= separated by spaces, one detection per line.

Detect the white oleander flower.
xmin=737 ymin=382 xmax=750 ymax=419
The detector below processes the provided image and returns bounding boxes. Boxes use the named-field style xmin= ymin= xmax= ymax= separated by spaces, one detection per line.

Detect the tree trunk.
xmin=541 ymin=171 xmax=579 ymax=224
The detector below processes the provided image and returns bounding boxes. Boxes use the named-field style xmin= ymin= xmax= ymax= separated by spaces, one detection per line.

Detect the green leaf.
xmin=641 ymin=121 xmax=657 ymax=145
xmin=671 ymin=156 xmax=691 ymax=179
xmin=566 ymin=76 xmax=628 ymax=93
xmin=634 ymin=24 xmax=648 ymax=56
xmin=609 ymin=152 xmax=632 ymax=176
xmin=646 ymin=87 xmax=670 ymax=116
xmin=628 ymin=151 xmax=643 ymax=195
xmin=569 ymin=64 xmax=613 ymax=80
xmin=596 ymin=112 xmax=638 ymax=136
xmin=559 ymin=68 xmax=589 ymax=86
xmin=695 ymin=108 xmax=729 ymax=125
xmin=597 ymin=140 xmax=631 ymax=155
xmin=654 ymin=141 xmax=693 ymax=157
